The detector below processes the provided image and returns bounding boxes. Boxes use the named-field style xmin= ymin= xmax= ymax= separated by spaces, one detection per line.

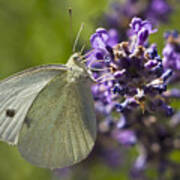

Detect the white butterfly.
xmin=0 ymin=53 xmax=96 ymax=169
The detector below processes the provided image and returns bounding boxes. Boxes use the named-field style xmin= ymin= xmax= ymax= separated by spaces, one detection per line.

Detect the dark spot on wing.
xmin=25 ymin=117 xmax=31 ymax=128
xmin=6 ymin=109 xmax=15 ymax=118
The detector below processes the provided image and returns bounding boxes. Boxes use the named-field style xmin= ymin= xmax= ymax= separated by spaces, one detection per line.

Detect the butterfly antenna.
xmin=68 ymin=7 xmax=73 ymax=49
xmin=73 ymin=23 xmax=84 ymax=53
xmin=80 ymin=44 xmax=86 ymax=54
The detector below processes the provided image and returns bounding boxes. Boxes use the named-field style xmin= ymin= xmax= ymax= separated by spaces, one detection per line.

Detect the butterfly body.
xmin=66 ymin=53 xmax=88 ymax=83
xmin=0 ymin=53 xmax=96 ymax=169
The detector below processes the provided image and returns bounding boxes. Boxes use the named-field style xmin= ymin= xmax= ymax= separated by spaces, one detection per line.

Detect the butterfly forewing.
xmin=17 ymin=72 xmax=96 ymax=169
xmin=0 ymin=65 xmax=68 ymax=145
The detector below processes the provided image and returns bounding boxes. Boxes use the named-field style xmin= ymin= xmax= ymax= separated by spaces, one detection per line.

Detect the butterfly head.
xmin=66 ymin=53 xmax=86 ymax=70
xmin=71 ymin=53 xmax=82 ymax=63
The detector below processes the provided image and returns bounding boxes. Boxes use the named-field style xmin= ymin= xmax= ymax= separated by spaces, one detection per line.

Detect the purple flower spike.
xmin=130 ymin=17 xmax=143 ymax=33
xmin=86 ymin=18 xmax=175 ymax=177
xmin=90 ymin=28 xmax=109 ymax=49
xmin=90 ymin=28 xmax=118 ymax=49
xmin=88 ymin=28 xmax=119 ymax=71
xmin=88 ymin=17 xmax=173 ymax=124
xmin=130 ymin=17 xmax=157 ymax=35
xmin=130 ymin=17 xmax=157 ymax=45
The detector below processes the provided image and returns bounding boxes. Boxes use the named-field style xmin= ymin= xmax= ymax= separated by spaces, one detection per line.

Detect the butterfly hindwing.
xmin=17 ymin=73 xmax=96 ymax=169
xmin=0 ymin=65 xmax=68 ymax=145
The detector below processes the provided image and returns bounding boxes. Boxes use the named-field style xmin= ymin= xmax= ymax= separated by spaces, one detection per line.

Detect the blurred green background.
xmin=0 ymin=0 xmax=180 ymax=180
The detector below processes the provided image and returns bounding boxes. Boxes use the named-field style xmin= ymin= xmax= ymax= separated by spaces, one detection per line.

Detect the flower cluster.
xmin=84 ymin=17 xmax=180 ymax=178
xmin=88 ymin=17 xmax=173 ymax=128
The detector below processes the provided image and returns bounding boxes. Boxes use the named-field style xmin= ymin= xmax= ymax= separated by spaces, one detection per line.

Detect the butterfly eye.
xmin=73 ymin=56 xmax=79 ymax=61
xmin=6 ymin=109 xmax=16 ymax=118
